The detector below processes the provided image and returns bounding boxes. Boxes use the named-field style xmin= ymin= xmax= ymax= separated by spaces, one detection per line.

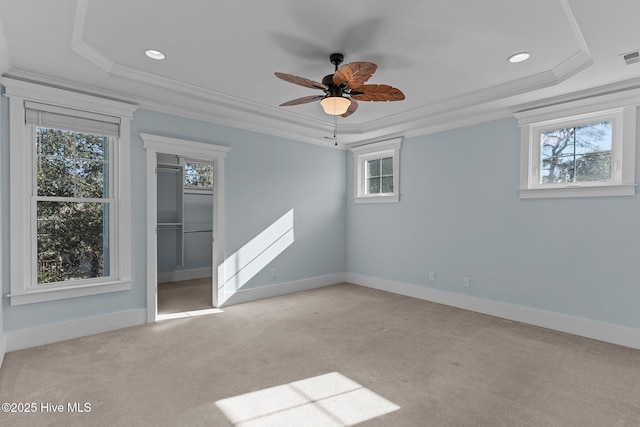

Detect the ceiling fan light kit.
xmin=275 ymin=52 xmax=405 ymax=118
xmin=320 ymin=96 xmax=351 ymax=115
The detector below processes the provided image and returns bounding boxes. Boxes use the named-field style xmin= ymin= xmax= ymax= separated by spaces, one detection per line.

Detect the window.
xmin=351 ymin=138 xmax=402 ymax=203
xmin=366 ymin=156 xmax=394 ymax=195
xmin=184 ymin=161 xmax=213 ymax=189
xmin=515 ymin=92 xmax=638 ymax=198
xmin=539 ymin=121 xmax=612 ymax=184
xmin=4 ymin=78 xmax=136 ymax=305
xmin=35 ymin=127 xmax=112 ymax=285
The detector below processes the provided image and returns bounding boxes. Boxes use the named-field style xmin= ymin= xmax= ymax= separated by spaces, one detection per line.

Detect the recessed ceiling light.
xmin=145 ymin=49 xmax=165 ymax=60
xmin=508 ymin=52 xmax=531 ymax=63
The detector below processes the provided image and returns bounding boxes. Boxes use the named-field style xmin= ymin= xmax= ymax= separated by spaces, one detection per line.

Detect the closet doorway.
xmin=142 ymin=134 xmax=230 ymax=323
xmin=156 ymin=154 xmax=214 ymax=316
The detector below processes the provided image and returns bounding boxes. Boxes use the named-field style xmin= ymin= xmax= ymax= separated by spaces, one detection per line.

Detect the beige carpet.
xmin=158 ymin=277 xmax=213 ymax=315
xmin=1 ymin=283 xmax=639 ymax=426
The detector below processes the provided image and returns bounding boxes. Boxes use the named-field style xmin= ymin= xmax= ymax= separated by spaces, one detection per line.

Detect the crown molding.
xmin=4 ymin=0 xmax=613 ymax=149
xmin=65 ymin=0 xmax=599 ymax=149
xmin=513 ymin=76 xmax=640 ymax=114
xmin=513 ymin=87 xmax=640 ymax=124
xmin=1 ymin=75 xmax=137 ymax=118
xmin=8 ymin=66 xmax=640 ymax=152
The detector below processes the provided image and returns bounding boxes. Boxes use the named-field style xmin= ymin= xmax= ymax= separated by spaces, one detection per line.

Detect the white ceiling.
xmin=1 ymin=0 xmax=640 ymax=146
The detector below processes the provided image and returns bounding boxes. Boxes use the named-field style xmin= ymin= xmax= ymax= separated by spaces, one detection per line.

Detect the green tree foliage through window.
xmin=540 ymin=122 xmax=612 ymax=184
xmin=184 ymin=162 xmax=213 ymax=188
xmin=36 ymin=128 xmax=110 ymax=284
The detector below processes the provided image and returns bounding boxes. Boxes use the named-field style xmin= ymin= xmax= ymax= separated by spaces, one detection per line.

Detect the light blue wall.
xmin=4 ymin=90 xmax=636 ymax=337
xmin=1 ymin=106 xmax=347 ymax=331
xmin=346 ymin=117 xmax=640 ymax=329
xmin=224 ymin=130 xmax=347 ymax=288
xmin=134 ymin=109 xmax=347 ymax=288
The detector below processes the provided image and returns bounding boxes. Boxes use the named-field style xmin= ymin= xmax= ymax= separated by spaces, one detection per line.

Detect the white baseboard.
xmin=346 ymin=273 xmax=640 ymax=350
xmin=222 ymin=273 xmax=347 ymax=307
xmin=157 ymin=267 xmax=212 ymax=284
xmin=6 ymin=273 xmax=636 ymax=354
xmin=5 ymin=309 xmax=147 ymax=352
xmin=0 ymin=333 xmax=6 ymax=369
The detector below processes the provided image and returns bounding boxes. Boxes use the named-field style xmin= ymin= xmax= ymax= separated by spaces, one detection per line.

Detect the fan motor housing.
xmin=322 ymin=75 xmax=343 ymax=95
xmin=322 ymin=74 xmax=335 ymax=86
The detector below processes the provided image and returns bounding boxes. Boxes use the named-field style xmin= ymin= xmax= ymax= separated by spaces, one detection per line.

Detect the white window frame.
xmin=515 ymin=92 xmax=638 ymax=199
xmin=351 ymin=138 xmax=402 ymax=203
xmin=3 ymin=77 xmax=137 ymax=305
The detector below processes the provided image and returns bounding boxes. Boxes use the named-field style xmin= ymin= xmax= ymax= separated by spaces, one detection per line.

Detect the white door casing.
xmin=141 ymin=133 xmax=230 ymax=322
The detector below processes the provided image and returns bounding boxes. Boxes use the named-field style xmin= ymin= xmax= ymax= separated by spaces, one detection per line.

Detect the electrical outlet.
xmin=463 ymin=277 xmax=470 ymax=288
xmin=429 ymin=272 xmax=435 ymax=281
xmin=272 ymin=268 xmax=277 ymax=278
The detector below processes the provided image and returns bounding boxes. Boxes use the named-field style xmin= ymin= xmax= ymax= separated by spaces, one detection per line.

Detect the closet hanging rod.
xmin=184 ymin=229 xmax=213 ymax=233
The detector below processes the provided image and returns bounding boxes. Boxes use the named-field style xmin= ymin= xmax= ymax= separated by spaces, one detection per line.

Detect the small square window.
xmin=515 ymin=93 xmax=638 ymax=198
xmin=184 ymin=161 xmax=213 ymax=189
xmin=351 ymin=138 xmax=401 ymax=203
xmin=366 ymin=157 xmax=394 ymax=195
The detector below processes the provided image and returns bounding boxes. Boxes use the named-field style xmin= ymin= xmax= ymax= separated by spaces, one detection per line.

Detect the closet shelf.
xmin=157 ymin=164 xmax=183 ymax=173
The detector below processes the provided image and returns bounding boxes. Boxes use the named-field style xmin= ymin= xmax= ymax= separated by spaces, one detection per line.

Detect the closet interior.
xmin=156 ymin=153 xmax=214 ymax=315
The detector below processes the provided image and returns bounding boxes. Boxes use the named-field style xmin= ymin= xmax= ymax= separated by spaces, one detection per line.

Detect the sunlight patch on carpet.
xmin=215 ymin=372 xmax=399 ymax=426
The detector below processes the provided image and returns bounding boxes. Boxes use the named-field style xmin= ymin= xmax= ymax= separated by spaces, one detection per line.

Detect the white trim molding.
xmin=515 ymin=90 xmax=639 ymax=198
xmin=346 ymin=273 xmax=640 ymax=350
xmin=2 ymin=77 xmax=137 ymax=306
xmin=141 ymin=133 xmax=230 ymax=322
xmin=351 ymin=138 xmax=402 ymax=203
xmin=5 ymin=309 xmax=146 ymax=352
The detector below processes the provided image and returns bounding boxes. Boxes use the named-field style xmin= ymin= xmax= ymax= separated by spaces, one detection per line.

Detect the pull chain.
xmin=333 ymin=114 xmax=338 ymax=146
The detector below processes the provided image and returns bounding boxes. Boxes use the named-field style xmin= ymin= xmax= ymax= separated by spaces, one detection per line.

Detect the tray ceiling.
xmin=1 ymin=0 xmax=639 ymax=146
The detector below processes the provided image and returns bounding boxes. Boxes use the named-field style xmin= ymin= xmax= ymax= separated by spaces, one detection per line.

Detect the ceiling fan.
xmin=275 ymin=53 xmax=405 ymax=117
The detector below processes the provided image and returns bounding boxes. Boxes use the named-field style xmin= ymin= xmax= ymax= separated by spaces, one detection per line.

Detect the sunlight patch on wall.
xmin=223 ymin=209 xmax=294 ymax=295
xmin=215 ymin=372 xmax=399 ymax=426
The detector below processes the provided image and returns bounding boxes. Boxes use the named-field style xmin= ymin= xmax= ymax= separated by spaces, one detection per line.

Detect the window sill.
xmin=519 ymin=184 xmax=636 ymax=199
xmin=354 ymin=194 xmax=400 ymax=204
xmin=8 ymin=280 xmax=132 ymax=306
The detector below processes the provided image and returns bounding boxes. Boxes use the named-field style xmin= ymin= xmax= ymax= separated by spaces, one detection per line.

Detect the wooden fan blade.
xmin=279 ymin=95 xmax=325 ymax=106
xmin=332 ymin=62 xmax=377 ymax=89
xmin=341 ymin=98 xmax=359 ymax=117
xmin=349 ymin=84 xmax=405 ymax=102
xmin=275 ymin=72 xmax=327 ymax=90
